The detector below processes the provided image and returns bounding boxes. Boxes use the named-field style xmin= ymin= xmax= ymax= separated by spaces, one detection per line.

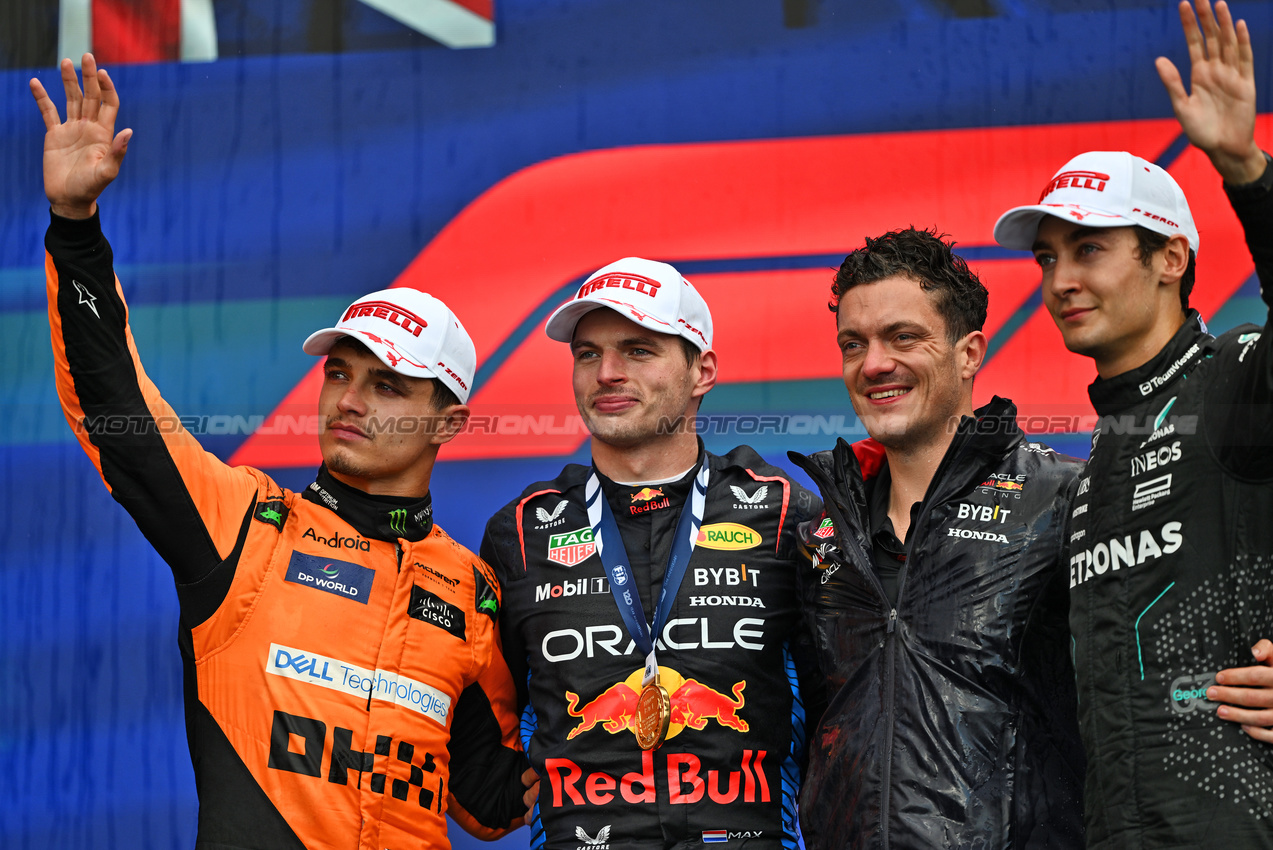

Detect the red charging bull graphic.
xmin=565 ymin=667 xmax=747 ymax=743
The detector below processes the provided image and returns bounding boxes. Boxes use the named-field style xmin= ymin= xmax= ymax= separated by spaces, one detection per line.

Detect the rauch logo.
xmin=695 ymin=523 xmax=761 ymax=551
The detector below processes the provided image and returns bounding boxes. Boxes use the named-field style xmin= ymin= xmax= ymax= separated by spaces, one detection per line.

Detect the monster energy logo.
xmin=389 ymin=509 xmax=408 ymax=536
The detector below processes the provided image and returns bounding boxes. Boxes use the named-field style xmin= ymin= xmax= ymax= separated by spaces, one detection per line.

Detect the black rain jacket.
xmin=788 ymin=397 xmax=1085 ymax=850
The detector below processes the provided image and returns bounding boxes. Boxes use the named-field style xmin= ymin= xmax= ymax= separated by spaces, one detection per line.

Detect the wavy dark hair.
xmin=829 ymin=227 xmax=989 ymax=343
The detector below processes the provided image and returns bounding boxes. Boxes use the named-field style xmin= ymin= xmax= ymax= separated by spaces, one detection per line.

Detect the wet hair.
xmin=1132 ymin=226 xmax=1197 ymax=311
xmin=329 ymin=335 xmax=462 ymax=409
xmin=828 ymin=227 xmax=989 ymax=343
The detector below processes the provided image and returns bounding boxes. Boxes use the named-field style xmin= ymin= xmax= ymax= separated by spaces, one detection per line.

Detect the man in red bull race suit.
xmin=993 ymin=2 xmax=1273 ymax=845
xmin=481 ymin=259 xmax=822 ymax=850
xmin=33 ymin=55 xmax=530 ymax=850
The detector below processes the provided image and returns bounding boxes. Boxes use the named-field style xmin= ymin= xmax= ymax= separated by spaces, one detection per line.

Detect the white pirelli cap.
xmin=994 ymin=150 xmax=1199 ymax=254
xmin=303 ymin=288 xmax=476 ymax=403
xmin=544 ymin=257 xmax=713 ymax=351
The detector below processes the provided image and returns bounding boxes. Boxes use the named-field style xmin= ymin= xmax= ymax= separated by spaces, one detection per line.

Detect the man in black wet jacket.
xmin=994 ymin=1 xmax=1273 ymax=845
xmin=788 ymin=228 xmax=1087 ymax=850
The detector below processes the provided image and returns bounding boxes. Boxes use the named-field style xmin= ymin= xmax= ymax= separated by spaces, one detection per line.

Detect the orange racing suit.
xmin=45 ymin=211 xmax=527 ymax=850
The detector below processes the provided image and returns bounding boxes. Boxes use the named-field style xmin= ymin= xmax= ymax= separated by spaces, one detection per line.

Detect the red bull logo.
xmin=564 ymin=667 xmax=747 ymax=744
xmin=544 ymin=748 xmax=770 ymax=807
xmin=629 ymin=487 xmax=670 ymax=515
xmin=978 ymin=473 xmax=1026 ymax=498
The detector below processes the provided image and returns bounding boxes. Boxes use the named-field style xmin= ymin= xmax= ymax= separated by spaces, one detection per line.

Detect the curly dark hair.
xmin=829 ymin=227 xmax=989 ymax=343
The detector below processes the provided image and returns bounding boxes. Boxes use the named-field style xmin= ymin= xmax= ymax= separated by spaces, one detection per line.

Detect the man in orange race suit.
xmin=32 ymin=55 xmax=532 ymax=850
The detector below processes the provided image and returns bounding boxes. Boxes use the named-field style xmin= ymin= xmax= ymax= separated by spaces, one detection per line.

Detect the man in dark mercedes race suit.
xmin=33 ymin=55 xmax=530 ymax=849
xmin=994 ymin=2 xmax=1273 ymax=846
xmin=481 ymin=258 xmax=822 ymax=850
xmin=786 ymin=228 xmax=1087 ymax=850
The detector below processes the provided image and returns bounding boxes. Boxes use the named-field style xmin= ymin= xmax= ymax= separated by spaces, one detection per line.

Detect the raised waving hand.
xmin=30 ymin=53 xmax=132 ymax=220
xmin=1156 ymin=0 xmax=1265 ymax=185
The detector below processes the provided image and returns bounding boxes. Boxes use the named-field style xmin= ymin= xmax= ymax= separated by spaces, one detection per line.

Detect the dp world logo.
xmin=322 ymin=564 xmax=339 ymax=578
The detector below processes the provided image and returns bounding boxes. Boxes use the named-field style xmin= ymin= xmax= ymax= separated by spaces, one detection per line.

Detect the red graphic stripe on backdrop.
xmin=231 ymin=116 xmax=1271 ymax=468
xmin=449 ymin=0 xmax=494 ymax=21
xmin=92 ymin=0 xmax=181 ymax=64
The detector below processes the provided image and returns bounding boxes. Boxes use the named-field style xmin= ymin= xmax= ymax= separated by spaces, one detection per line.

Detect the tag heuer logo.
xmin=813 ymin=517 xmax=835 ymax=539
xmin=548 ymin=527 xmax=596 ymax=567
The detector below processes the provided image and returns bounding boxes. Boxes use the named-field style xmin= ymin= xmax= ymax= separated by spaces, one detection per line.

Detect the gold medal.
xmin=634 ymin=679 xmax=671 ymax=751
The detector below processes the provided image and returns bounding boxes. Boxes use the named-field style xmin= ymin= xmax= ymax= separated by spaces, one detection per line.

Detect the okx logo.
xmin=268 ymin=709 xmax=445 ymax=811
xmin=564 ymin=666 xmax=747 ymax=743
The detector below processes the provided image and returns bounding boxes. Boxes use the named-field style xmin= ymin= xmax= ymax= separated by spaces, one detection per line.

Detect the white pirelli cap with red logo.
xmin=544 ymin=257 xmax=713 ymax=352
xmin=994 ymin=150 xmax=1199 ymax=254
xmin=302 ymin=288 xmax=477 ymax=403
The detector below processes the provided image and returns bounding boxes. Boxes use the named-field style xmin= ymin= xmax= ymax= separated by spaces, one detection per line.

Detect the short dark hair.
xmin=829 ymin=227 xmax=989 ymax=343
xmin=1132 ymin=226 xmax=1196 ymax=311
xmin=429 ymin=379 xmax=462 ymax=410
xmin=677 ymin=336 xmax=701 ymax=367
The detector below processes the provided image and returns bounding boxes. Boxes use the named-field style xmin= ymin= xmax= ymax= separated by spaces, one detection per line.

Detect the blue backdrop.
xmin=2 ymin=1 xmax=1271 ymax=847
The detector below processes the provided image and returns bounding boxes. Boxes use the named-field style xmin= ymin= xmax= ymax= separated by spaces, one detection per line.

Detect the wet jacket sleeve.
xmin=786 ymin=485 xmax=827 ymax=755
xmin=1206 ymin=154 xmax=1273 ymax=477
xmin=45 ymin=211 xmax=266 ymax=588
xmin=446 ymin=558 xmax=531 ymax=839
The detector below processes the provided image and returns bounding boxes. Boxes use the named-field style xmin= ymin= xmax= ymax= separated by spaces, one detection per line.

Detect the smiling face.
xmin=570 ymin=309 xmax=713 ymax=452
xmin=318 ymin=338 xmax=467 ymax=496
xmin=836 ymin=275 xmax=983 ymax=453
xmin=1032 ymin=217 xmax=1188 ymax=377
